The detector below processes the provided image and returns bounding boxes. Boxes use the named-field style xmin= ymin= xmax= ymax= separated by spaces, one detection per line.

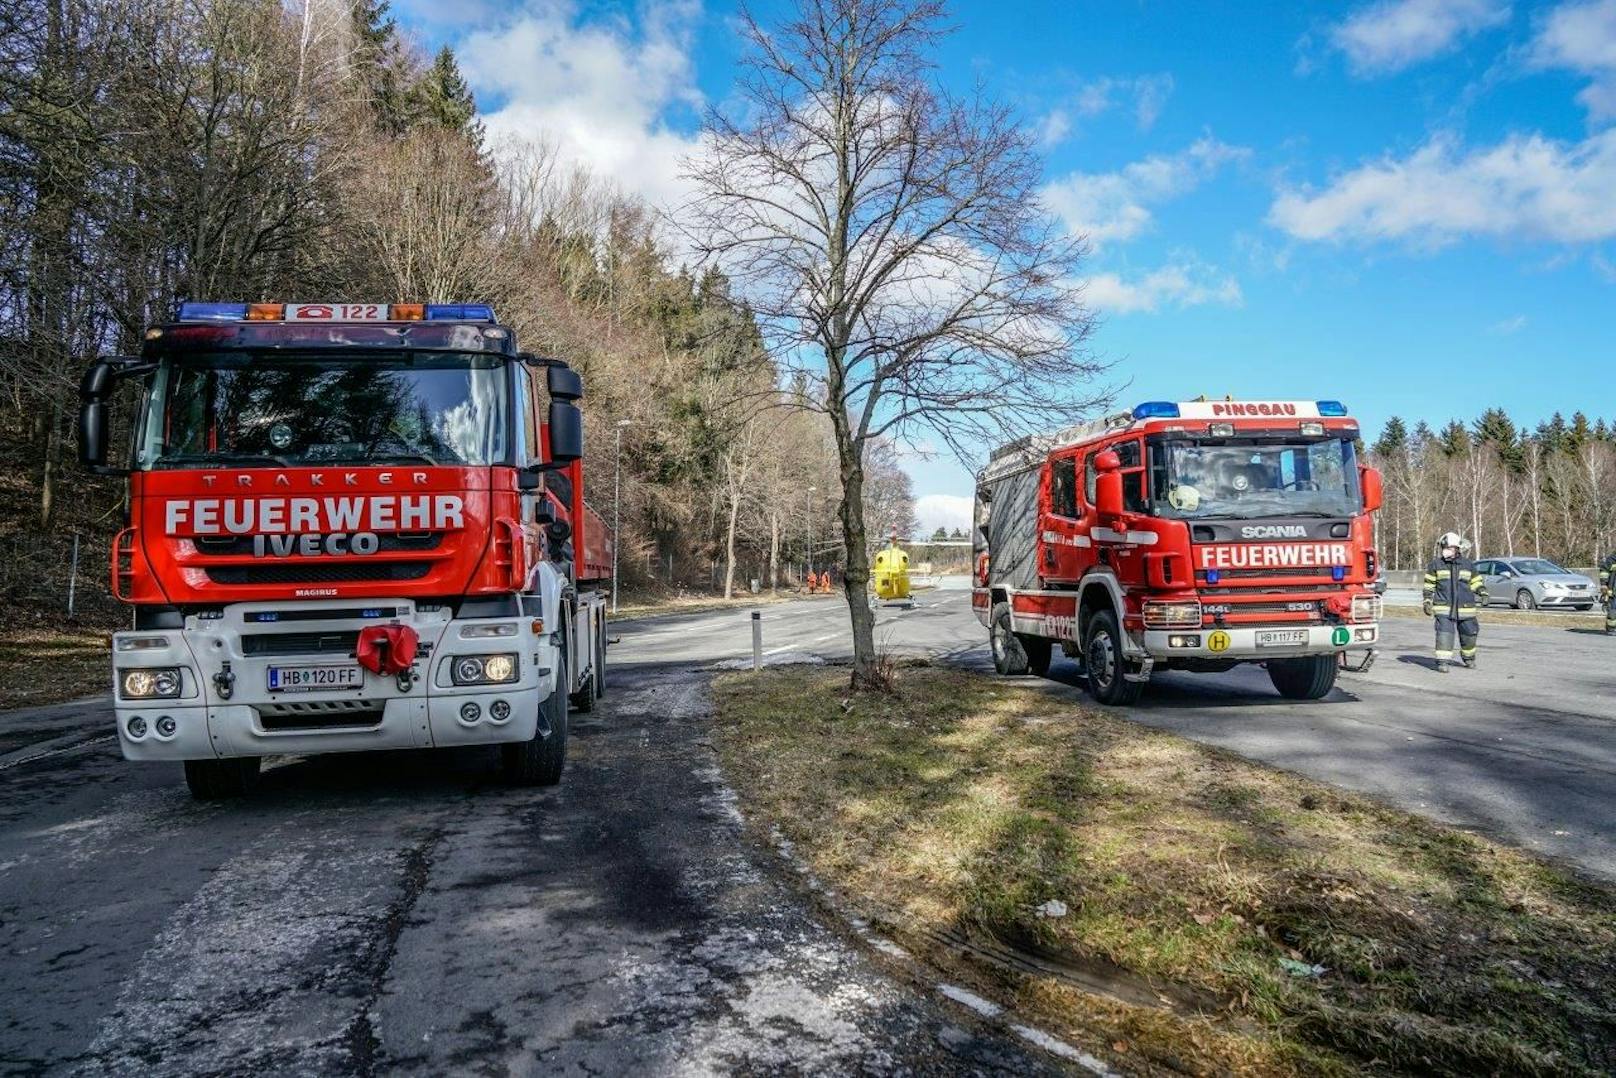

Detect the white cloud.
xmin=1268 ymin=129 xmax=1616 ymax=246
xmin=1036 ymin=74 xmax=1174 ymax=147
xmin=914 ymin=494 xmax=973 ymax=536
xmin=1082 ymin=258 xmax=1243 ymax=315
xmin=456 ymin=0 xmax=703 ymax=210
xmin=1528 ymin=0 xmax=1616 ymax=120
xmin=1330 ymin=0 xmax=1511 ymax=75
xmin=1041 ymin=137 xmax=1248 ymax=247
xmin=1489 ymin=313 xmax=1528 ymax=333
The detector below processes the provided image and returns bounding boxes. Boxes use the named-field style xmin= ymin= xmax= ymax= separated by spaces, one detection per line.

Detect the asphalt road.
xmin=4 ymin=585 xmax=1615 ymax=1073
xmin=0 ymin=593 xmax=1064 ymax=1077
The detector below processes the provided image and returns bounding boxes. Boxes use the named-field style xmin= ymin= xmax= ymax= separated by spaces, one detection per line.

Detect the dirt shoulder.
xmin=612 ymin=589 xmax=837 ymax=621
xmin=0 ymin=627 xmax=111 ymax=713
xmin=711 ymin=663 xmax=1616 ymax=1076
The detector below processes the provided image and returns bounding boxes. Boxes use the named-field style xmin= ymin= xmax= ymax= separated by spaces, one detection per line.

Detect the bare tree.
xmin=684 ymin=0 xmax=1105 ymax=686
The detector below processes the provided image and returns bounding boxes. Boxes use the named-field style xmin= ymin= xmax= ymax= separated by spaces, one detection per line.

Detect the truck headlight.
xmin=1142 ymin=600 xmax=1202 ymax=629
xmin=121 ymin=667 xmax=181 ymax=699
xmin=451 ymin=653 xmax=518 ymax=685
xmin=1351 ymin=595 xmax=1382 ymax=623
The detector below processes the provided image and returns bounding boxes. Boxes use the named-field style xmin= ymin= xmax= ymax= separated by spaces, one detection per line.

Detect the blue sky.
xmin=394 ymin=0 xmax=1616 ymax=532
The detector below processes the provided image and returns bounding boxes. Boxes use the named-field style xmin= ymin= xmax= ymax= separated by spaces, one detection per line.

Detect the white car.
xmin=1474 ymin=557 xmax=1598 ymax=611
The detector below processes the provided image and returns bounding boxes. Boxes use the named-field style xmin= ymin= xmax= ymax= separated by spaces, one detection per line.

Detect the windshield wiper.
xmin=156 ymin=452 xmax=290 ymax=468
xmin=322 ymin=452 xmax=442 ymax=466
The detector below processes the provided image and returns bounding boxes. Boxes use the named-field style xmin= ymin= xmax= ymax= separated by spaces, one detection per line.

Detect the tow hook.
xmin=396 ymin=666 xmax=417 ymax=692
xmin=213 ymin=661 xmax=235 ymax=701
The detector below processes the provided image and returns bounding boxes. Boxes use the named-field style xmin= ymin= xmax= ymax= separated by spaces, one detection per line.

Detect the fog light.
xmin=1209 ymin=422 xmax=1235 ymax=437
xmin=1168 ymin=634 xmax=1202 ymax=648
xmin=459 ymin=701 xmax=481 ymax=724
xmin=126 ymin=716 xmax=147 ymax=739
xmin=155 ymin=715 xmax=177 ymax=738
xmin=1300 ymin=421 xmax=1326 ymax=437
xmin=490 ymin=699 xmax=511 ymax=722
xmin=1355 ymin=627 xmax=1376 ymax=641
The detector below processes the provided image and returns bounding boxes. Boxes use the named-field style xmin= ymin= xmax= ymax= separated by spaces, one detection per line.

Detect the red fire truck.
xmin=973 ymin=399 xmax=1384 ymax=703
xmin=78 ymin=301 xmax=611 ymax=798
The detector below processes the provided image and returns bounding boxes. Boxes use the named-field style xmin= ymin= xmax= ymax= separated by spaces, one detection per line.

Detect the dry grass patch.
xmin=0 ymin=628 xmax=110 ymax=710
xmin=1382 ymin=603 xmax=1603 ymax=629
xmin=712 ymin=663 xmax=1616 ymax=1076
xmin=612 ymin=589 xmax=825 ymax=620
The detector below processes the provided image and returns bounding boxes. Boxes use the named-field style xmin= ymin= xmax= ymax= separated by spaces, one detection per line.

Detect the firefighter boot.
xmin=1435 ymin=660 xmax=1449 ymax=673
xmin=1461 ymin=653 xmax=1477 ymax=669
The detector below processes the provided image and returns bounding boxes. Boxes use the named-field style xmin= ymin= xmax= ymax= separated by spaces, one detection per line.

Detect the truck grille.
xmin=258 ymin=699 xmax=383 ymax=731
xmin=193 ymin=533 xmax=443 ymax=555
xmin=205 ymin=561 xmax=431 ymax=585
xmin=242 ymin=631 xmax=360 ymax=656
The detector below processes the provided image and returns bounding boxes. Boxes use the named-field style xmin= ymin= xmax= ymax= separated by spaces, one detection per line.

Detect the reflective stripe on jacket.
xmin=1423 ymin=557 xmax=1487 ymax=616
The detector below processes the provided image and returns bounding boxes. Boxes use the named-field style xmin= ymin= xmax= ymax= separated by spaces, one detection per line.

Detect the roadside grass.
xmin=712 ymin=664 xmax=1616 ymax=1076
xmin=1382 ymin=603 xmax=1604 ymax=630
xmin=0 ymin=627 xmax=110 ymax=710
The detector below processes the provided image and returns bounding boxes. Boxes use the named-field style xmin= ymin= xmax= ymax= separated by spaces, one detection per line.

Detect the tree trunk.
xmin=768 ymin=508 xmax=780 ymax=592
xmin=722 ymin=493 xmax=740 ymax=599
xmin=838 ymin=456 xmax=877 ymax=688
xmin=39 ymin=404 xmax=61 ymax=530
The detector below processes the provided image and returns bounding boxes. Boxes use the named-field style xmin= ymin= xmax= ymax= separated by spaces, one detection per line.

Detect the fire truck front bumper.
xmin=109 ymin=604 xmax=557 ymax=762
xmin=1143 ymin=622 xmax=1378 ymax=661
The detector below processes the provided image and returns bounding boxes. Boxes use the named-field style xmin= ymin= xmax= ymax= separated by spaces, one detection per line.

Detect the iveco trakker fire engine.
xmin=79 ymin=301 xmax=611 ymax=798
xmin=973 ymin=399 xmax=1384 ymax=703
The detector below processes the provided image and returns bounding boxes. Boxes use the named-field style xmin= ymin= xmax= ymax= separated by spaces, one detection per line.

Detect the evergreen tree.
xmin=1438 ymin=419 xmax=1470 ymax=457
xmin=350 ymin=0 xmax=411 ymax=135
xmin=410 ymin=47 xmax=481 ymax=142
xmin=1373 ymin=415 xmax=1408 ymax=457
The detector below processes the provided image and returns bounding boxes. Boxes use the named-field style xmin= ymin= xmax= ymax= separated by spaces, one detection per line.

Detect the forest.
xmin=1367 ymin=409 xmax=1616 ymax=571
xmin=0 ymin=0 xmax=919 ymax=623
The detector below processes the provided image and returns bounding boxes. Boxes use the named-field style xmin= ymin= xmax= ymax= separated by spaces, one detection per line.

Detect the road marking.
xmin=0 ymin=732 xmax=113 ymax=772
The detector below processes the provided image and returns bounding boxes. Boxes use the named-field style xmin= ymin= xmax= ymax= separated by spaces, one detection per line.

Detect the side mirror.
xmin=78 ymin=360 xmax=125 ymax=473
xmin=1094 ymin=449 xmax=1121 ymax=473
xmin=547 ymin=400 xmax=583 ymax=463
xmin=547 ymin=365 xmax=583 ymax=402
xmin=1360 ymin=465 xmax=1384 ymax=513
xmin=1095 ymin=472 xmax=1125 ymax=519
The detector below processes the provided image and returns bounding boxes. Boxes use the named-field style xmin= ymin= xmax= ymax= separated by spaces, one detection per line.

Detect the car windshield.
xmin=1507 ymin=559 xmax=1568 ymax=576
xmin=1152 ymin=438 xmax=1360 ymax=519
xmin=137 ymin=351 xmax=509 ymax=469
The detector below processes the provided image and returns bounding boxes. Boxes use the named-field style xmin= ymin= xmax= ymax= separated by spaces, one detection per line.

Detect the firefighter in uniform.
xmin=1422 ymin=532 xmax=1487 ymax=672
xmin=1600 ymin=551 xmax=1616 ymax=635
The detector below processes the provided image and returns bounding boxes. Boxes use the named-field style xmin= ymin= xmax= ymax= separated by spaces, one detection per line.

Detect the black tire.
xmin=1267 ymin=655 xmax=1339 ymax=700
xmin=990 ymin=601 xmax=1029 ymax=675
xmin=1018 ymin=633 xmax=1052 ymax=676
xmin=1083 ymin=609 xmax=1144 ymax=706
xmin=505 ymin=657 xmax=568 ymax=786
xmin=1515 ymin=589 xmax=1537 ymax=610
xmin=594 ymin=615 xmax=608 ymax=699
xmin=184 ymin=757 xmax=260 ymax=800
xmin=570 ymin=626 xmax=598 ymax=713
xmin=1573 ymin=604 xmax=1592 ymax=612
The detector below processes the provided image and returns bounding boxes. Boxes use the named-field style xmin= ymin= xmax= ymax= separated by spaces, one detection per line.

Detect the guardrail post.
xmin=751 ymin=610 xmax=762 ymax=671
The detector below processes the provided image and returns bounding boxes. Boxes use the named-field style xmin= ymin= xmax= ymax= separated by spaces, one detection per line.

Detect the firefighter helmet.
xmin=1438 ymin=531 xmax=1470 ymax=554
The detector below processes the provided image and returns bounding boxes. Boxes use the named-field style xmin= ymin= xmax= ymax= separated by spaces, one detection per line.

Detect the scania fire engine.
xmin=79 ymin=301 xmax=611 ymax=798
xmin=973 ymin=399 xmax=1384 ymax=703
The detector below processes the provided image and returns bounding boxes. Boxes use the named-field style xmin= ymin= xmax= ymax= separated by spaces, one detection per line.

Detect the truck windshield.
xmin=1152 ymin=438 xmax=1360 ymax=519
xmin=136 ymin=351 xmax=508 ymax=469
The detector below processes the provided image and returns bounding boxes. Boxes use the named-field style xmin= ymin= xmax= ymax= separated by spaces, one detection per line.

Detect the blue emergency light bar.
xmin=1316 ymin=400 xmax=1348 ymax=416
xmin=1132 ymin=401 xmax=1180 ymax=419
xmin=177 ymin=302 xmax=249 ymax=321
xmin=425 ymin=303 xmax=495 ymax=321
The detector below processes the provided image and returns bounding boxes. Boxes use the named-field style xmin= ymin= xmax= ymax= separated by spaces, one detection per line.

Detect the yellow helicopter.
xmin=871 ymin=533 xmax=914 ymax=608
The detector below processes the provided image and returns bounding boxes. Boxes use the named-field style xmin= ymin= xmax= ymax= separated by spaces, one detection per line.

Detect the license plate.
xmin=267 ymin=664 xmax=363 ymax=692
xmin=1255 ymin=630 xmax=1309 ymax=648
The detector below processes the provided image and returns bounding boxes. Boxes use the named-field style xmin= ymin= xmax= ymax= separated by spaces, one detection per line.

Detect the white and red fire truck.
xmin=973 ymin=399 xmax=1384 ymax=703
xmin=79 ymin=301 xmax=611 ymax=798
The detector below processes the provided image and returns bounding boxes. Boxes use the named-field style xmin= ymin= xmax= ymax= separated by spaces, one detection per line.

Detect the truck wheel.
xmin=1267 ymin=655 xmax=1338 ymax=700
xmin=990 ymin=602 xmax=1030 ymax=675
xmin=1083 ymin=610 xmax=1143 ymax=706
xmin=1017 ymin=633 xmax=1052 ymax=676
xmin=184 ymin=757 xmax=260 ymax=800
xmin=505 ymin=657 xmax=568 ymax=786
xmin=570 ymin=653 xmax=598 ymax=713
xmin=594 ymin=617 xmax=608 ymax=699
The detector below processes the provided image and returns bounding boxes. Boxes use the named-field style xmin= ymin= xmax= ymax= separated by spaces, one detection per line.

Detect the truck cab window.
xmin=1114 ymin=439 xmax=1147 ymax=512
xmin=1051 ymin=457 xmax=1077 ymax=517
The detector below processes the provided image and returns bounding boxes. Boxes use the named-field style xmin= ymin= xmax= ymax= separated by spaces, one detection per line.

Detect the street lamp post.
xmin=611 ymin=420 xmax=633 ymax=614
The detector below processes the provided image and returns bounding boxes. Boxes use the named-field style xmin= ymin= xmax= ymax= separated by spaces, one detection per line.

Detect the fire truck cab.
xmin=79 ymin=301 xmax=611 ymax=798
xmin=973 ymin=399 xmax=1383 ymax=704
